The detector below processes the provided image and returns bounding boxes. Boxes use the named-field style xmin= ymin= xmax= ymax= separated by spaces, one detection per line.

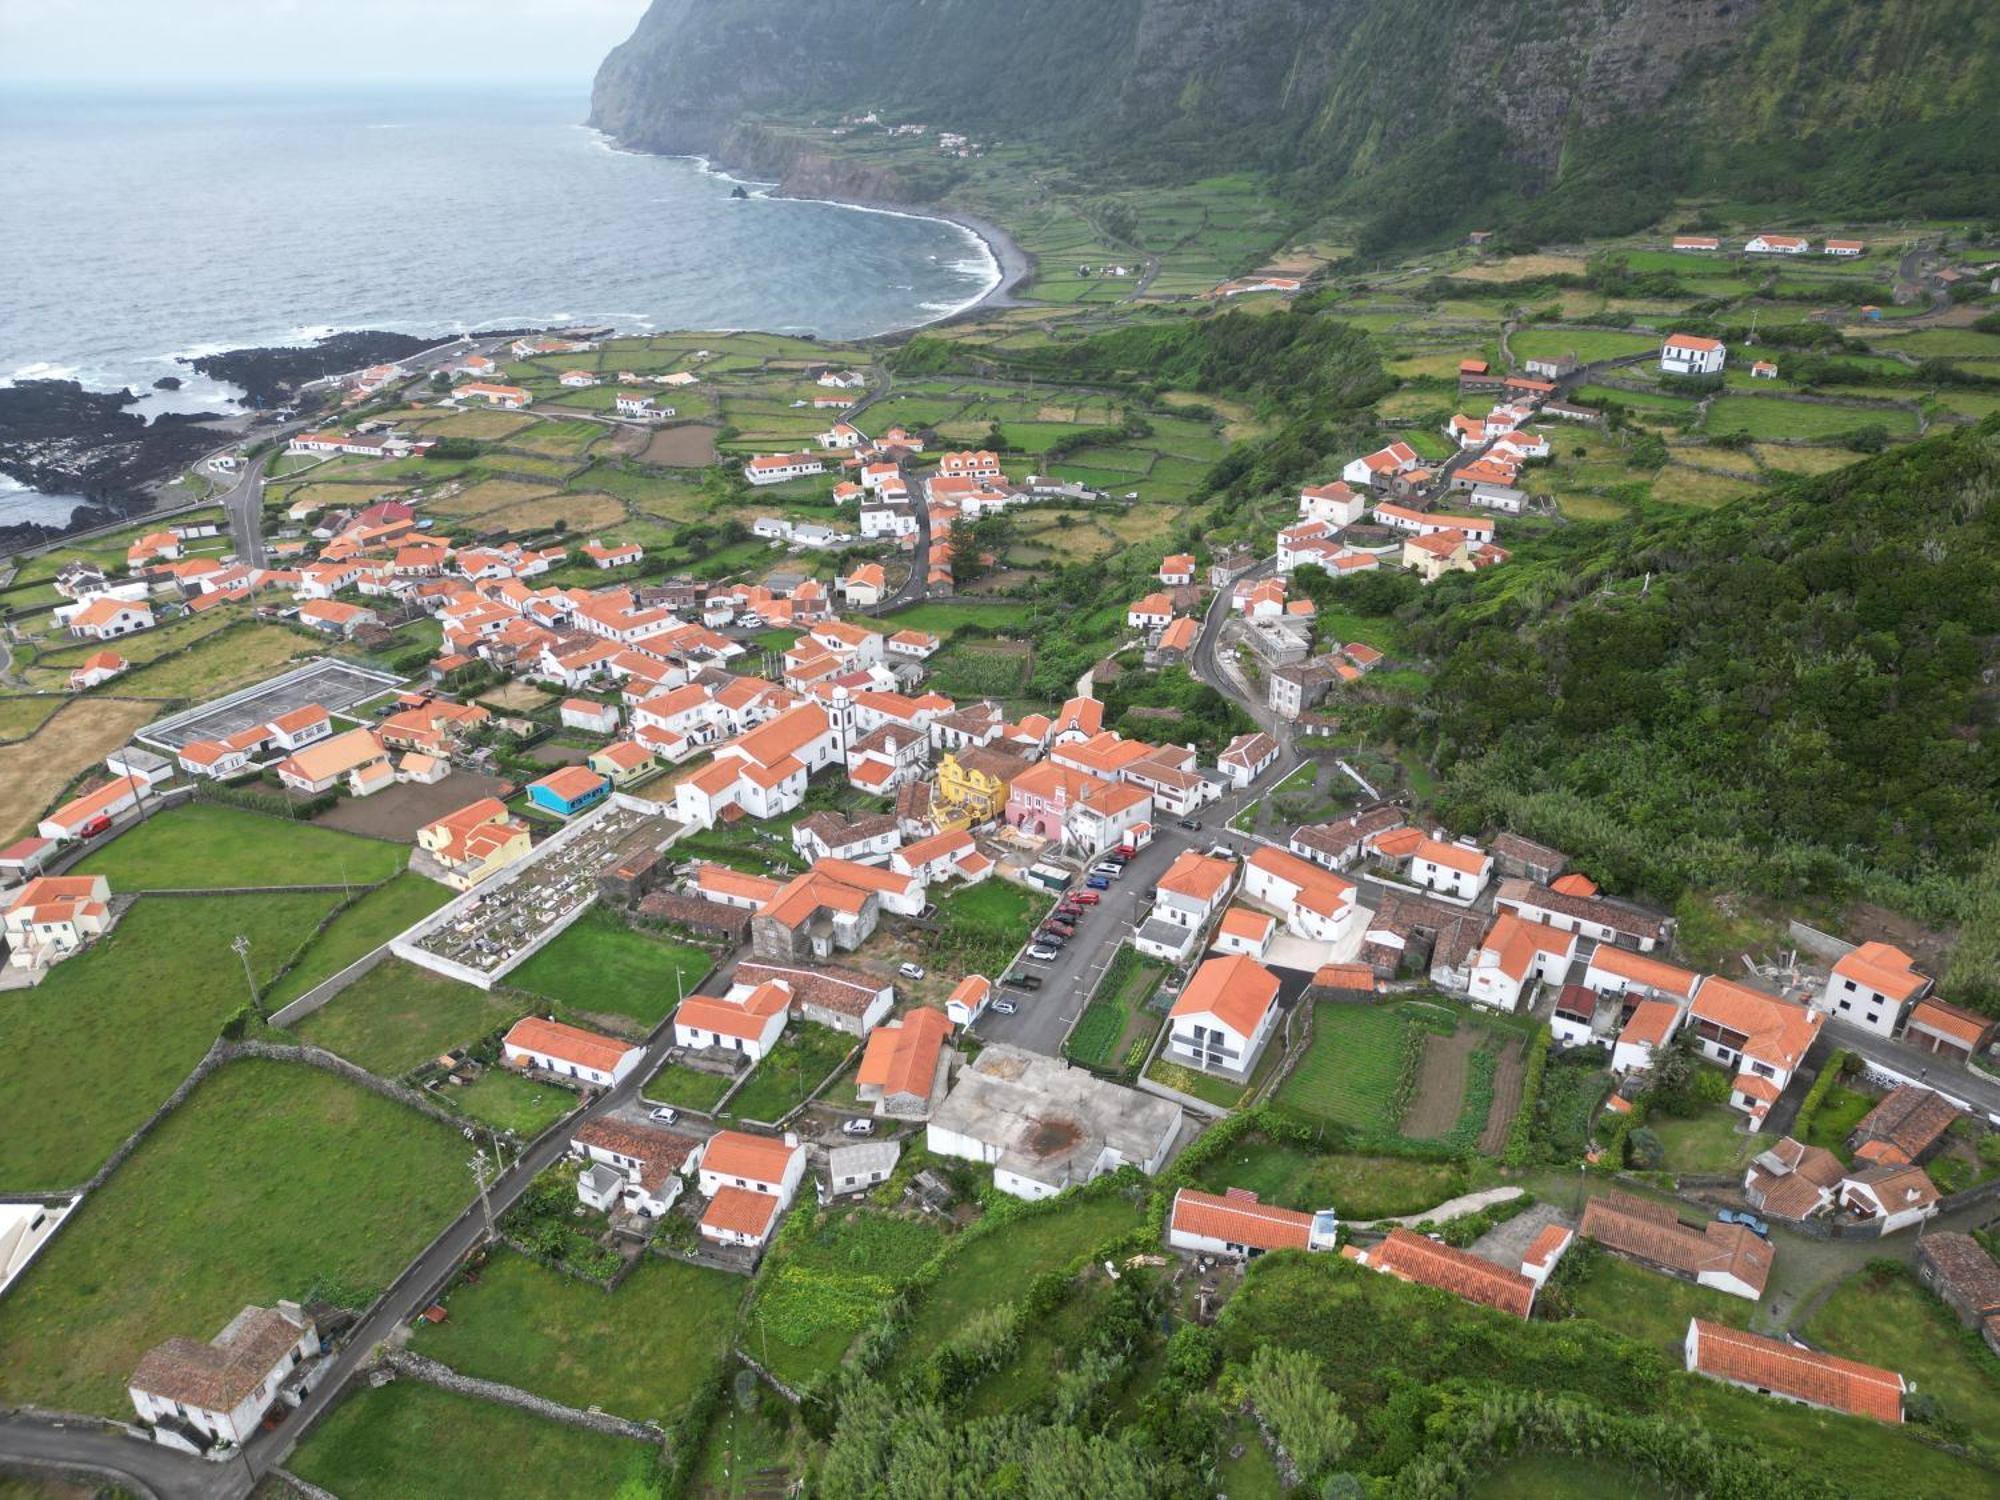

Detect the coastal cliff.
xmin=591 ymin=0 xmax=1999 ymax=246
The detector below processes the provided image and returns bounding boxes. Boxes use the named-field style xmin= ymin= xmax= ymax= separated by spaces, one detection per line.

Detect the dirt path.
xmin=1478 ymin=1038 xmax=1527 ymax=1155
xmin=1402 ymin=1027 xmax=1478 ymax=1138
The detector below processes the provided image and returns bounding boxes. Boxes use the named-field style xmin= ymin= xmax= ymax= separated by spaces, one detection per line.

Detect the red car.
xmin=1040 ymin=920 xmax=1076 ymax=940
xmin=77 ymin=814 xmax=114 ymax=840
xmin=1113 ymin=844 xmax=1137 ymax=858
xmin=1070 ymin=890 xmax=1101 ymax=905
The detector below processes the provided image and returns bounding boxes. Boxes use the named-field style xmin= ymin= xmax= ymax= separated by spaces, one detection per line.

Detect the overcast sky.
xmin=0 ymin=0 xmax=651 ymax=87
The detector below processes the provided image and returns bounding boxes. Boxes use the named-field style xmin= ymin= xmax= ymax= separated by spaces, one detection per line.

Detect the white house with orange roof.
xmin=1583 ymin=946 xmax=1701 ymax=1005
xmin=1822 ymin=238 xmax=1865 ymax=257
xmin=67 ymin=651 xmax=129 ymax=691
xmin=1158 ymin=554 xmax=1196 ymax=586
xmin=1166 ymin=954 xmax=1283 ymax=1080
xmin=63 ymin=597 xmax=154 ymax=641
xmin=1462 ymin=911 xmax=1576 ymax=1012
xmin=1341 ymin=440 xmax=1421 ymax=490
xmin=818 ymin=420 xmax=867 ymax=450
xmin=558 ymin=370 xmax=599 ymax=389
xmin=503 ymin=1016 xmax=644 ymax=1087
xmin=559 ymin=698 xmax=620 ymax=735
xmin=1168 ymin=1187 xmax=1337 ymax=1261
xmin=456 ymin=382 xmax=533 ymax=409
xmin=1240 ymin=845 xmax=1361 ymax=944
xmin=890 ymin=828 xmax=992 ymax=887
xmin=1125 ymin=593 xmax=1175 ymax=632
xmin=745 ymin=452 xmax=826 ymax=486
xmin=1745 ymin=233 xmax=1809 ymax=255
xmin=946 ymin=974 xmax=992 ymax=1027
xmin=1661 ymin=334 xmax=1726 ymax=375
xmin=1408 ymin=836 xmax=1493 ymax=901
xmin=38 ymin=776 xmax=146 ymax=842
xmin=1689 ymin=978 xmax=1824 ymax=1128
xmin=1816 ymin=942 xmax=1931 ymax=1039
xmin=614 ymin=391 xmax=670 ymax=421
xmin=5 ymin=874 xmax=112 ymax=970
xmin=673 ymin=978 xmax=791 ymax=1062
xmin=581 ymin=539 xmax=643 ymax=569
xmin=1213 ymin=907 xmax=1276 ymax=960
xmin=274 ymin=727 xmax=391 ymax=797
xmin=695 ymin=1130 xmax=806 ymax=1249
xmin=1612 ymin=998 xmax=1685 ymax=1075
xmin=1298 ymin=480 xmax=1366 ymax=526
xmin=838 ymin=562 xmax=887 ymax=607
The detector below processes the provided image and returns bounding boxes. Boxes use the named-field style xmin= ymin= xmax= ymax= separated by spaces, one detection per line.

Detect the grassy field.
xmin=0 ymin=697 xmax=163 ymax=844
xmin=1804 ymin=1268 xmax=2000 ymax=1463
xmin=742 ymin=1209 xmax=946 ymax=1386
xmin=1470 ymin=1453 xmax=1670 ymax=1499
xmin=0 ymin=1060 xmax=470 ymax=1415
xmin=1064 ymin=947 xmax=1166 ymax=1070
xmin=263 ymin=873 xmax=453 ymax=1008
xmin=1190 ymin=1135 xmax=1467 ymax=1221
xmin=878 ymin=600 xmax=1037 ymax=639
xmin=1567 ymin=1246 xmax=1758 ymax=1354
xmin=901 ymin=1190 xmax=1147 ymax=1359
xmin=641 ymin=1061 xmax=738 ymax=1112
xmin=1509 ymin=328 xmax=1663 ymax=365
xmin=1651 ymin=1102 xmax=1758 ymax=1174
xmin=505 ymin=907 xmax=715 ymax=1028
xmin=446 ymin=1069 xmax=577 ymax=1137
xmin=416 ymin=1249 xmax=741 ymax=1422
xmin=724 ymin=1023 xmax=856 ymax=1124
xmin=0 ymin=890 xmax=341 ymax=1189
xmin=73 ymin=803 xmax=407 ymax=890
xmin=1800 ymin=1082 xmax=1876 ymax=1161
xmin=88 ymin=623 xmax=314 ymax=701
xmin=1705 ymin=395 xmax=1918 ymax=443
xmin=289 ymin=1381 xmax=662 ymax=1500
xmin=1271 ymin=1002 xmax=1416 ymax=1133
xmin=290 ymin=957 xmax=527 ymax=1077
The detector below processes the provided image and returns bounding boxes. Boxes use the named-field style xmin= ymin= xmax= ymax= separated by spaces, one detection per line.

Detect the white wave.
xmin=2 ymin=360 xmax=82 ymax=385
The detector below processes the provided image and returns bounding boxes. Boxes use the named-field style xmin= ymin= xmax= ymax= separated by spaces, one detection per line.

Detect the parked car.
xmin=841 ymin=1118 xmax=875 ymax=1136
xmin=1716 ymin=1208 xmax=1768 ymax=1237
xmin=991 ymin=998 xmax=1019 ymax=1015
xmin=1034 ymin=931 xmax=1068 ymax=948
xmin=898 ymin=963 xmax=926 ymax=980
xmin=1041 ymin=920 xmax=1075 ymax=939
xmin=77 ymin=814 xmax=114 ymax=840
xmin=1113 ymin=844 xmax=1137 ymax=858
xmin=1090 ymin=864 xmax=1123 ymax=880
xmin=1006 ymin=973 xmax=1044 ymax=990
xmin=647 ymin=1106 xmax=679 ymax=1125
xmin=1086 ymin=876 xmax=1111 ymax=890
xmin=1178 ymin=818 xmax=1203 ymax=831
xmin=1070 ymin=891 xmax=1101 ymax=906
xmin=1026 ymin=944 xmax=1061 ymax=962
xmin=1206 ymin=844 xmax=1237 ymax=860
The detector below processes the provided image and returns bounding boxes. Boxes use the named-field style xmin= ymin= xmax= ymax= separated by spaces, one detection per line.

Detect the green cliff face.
xmin=590 ymin=0 xmax=1998 ymax=248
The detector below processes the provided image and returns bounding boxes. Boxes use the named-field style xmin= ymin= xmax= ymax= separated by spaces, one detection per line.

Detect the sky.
xmin=0 ymin=0 xmax=652 ymax=88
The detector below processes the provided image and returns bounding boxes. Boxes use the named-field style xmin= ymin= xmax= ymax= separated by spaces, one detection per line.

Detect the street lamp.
xmin=231 ymin=934 xmax=261 ymax=1014
xmin=469 ymin=1146 xmax=495 ymax=1241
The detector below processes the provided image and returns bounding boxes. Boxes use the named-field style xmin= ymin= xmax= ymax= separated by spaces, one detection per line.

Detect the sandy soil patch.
xmin=476 ymin=681 xmax=558 ymax=712
xmin=1401 ymin=1027 xmax=1477 ymax=1139
xmin=0 ymin=697 xmax=162 ymax=842
xmin=312 ymin=770 xmax=512 ymax=842
xmin=1453 ymin=254 xmax=1588 ymax=282
xmin=643 ymin=425 xmax=721 ymax=467
xmin=473 ymin=493 xmax=625 ymax=534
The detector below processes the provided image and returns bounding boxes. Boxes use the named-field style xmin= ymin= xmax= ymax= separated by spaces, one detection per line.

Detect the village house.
xmin=1267 ymin=658 xmax=1339 ymax=721
xmin=673 ymin=978 xmax=792 ymax=1063
xmin=1166 ymin=954 xmax=1283 ymax=1081
xmin=1743 ymin=1136 xmax=1846 ymax=1223
xmin=129 ymin=1302 xmax=319 ymax=1454
xmin=502 ymin=1016 xmax=644 ymax=1087
xmin=275 ymin=728 xmax=392 ymax=798
xmin=1848 ymin=1084 xmax=1958 ymax=1167
xmin=1241 ymin=844 xmax=1361 ymax=944
xmin=1288 ymin=808 xmax=1408 ymax=873
xmin=1814 ymin=941 xmax=1930 ymax=1039
xmin=1837 ymin=1162 xmax=1940 ymax=1234
xmin=1342 ymin=1228 xmax=1537 ymax=1319
xmin=38 ymin=775 xmax=146 ymax=842
xmin=559 ymin=698 xmax=621 ymax=735
xmin=927 ymin=1044 xmax=1181 ymax=1201
xmin=1751 ymin=359 xmax=1779 ymax=379
xmin=67 ymin=650 xmax=129 ymax=691
xmin=1823 ymin=239 xmax=1865 ymax=257
xmin=1158 ymin=553 xmax=1196 ymax=586
xmin=1167 ymin=1187 xmax=1338 ymax=1261
xmin=527 ymin=765 xmax=611 ymax=818
xmin=1136 ymin=850 xmax=1238 ymax=962
xmin=614 ymin=391 xmax=672 ymax=421
xmin=1902 ymin=997 xmax=1997 ymax=1065
xmin=745 ymin=452 xmax=827 ymax=486
xmin=1660 ymin=334 xmax=1726 ymax=375
xmin=1687 ymin=978 xmax=1823 ymax=1128
xmin=582 ymin=539 xmax=643 ymax=569
xmin=1408 ymin=836 xmax=1493 ymax=900
xmin=559 ymin=370 xmax=599 ymax=388
xmin=1582 ymin=1192 xmax=1772 ymax=1300
xmin=1745 ymin=233 xmax=1809 ymax=255
xmin=1217 ymin=731 xmax=1279 ymax=788
xmin=4 ymin=874 xmax=112 ymax=970
xmin=64 ymin=597 xmax=154 ymax=641
xmin=297 ymin=599 xmax=379 ymax=638
xmin=1462 ymin=911 xmax=1575 ymax=1013
xmin=1609 ymin=998 xmax=1682 ymax=1074
xmin=1493 ymin=878 xmax=1670 ymax=952
xmin=1342 ymin=440 xmax=1422 ymax=490
xmin=855 ymin=1006 xmax=955 ymax=1119
xmin=415 ymin=798 xmax=532 ymax=890
xmin=733 ymin=959 xmax=894 ymax=1037
xmin=1672 ymin=235 xmax=1720 ymax=251
xmin=456 ymin=382 xmax=533 ymax=409
xmin=945 ymin=974 xmax=992 ymax=1028
xmin=1126 ymin=592 xmax=1175 ymax=633
xmin=825 ymin=1140 xmax=901 ymax=1198
xmin=1915 ymin=1232 xmax=2000 ymax=1338
xmin=696 ymin=1130 xmax=806 ymax=1249
xmin=1684 ymin=1319 xmax=1903 ymax=1422
xmin=572 ymin=1117 xmax=699 ymax=1218
xmin=1298 ymin=480 xmax=1367 ymax=526
xmin=589 ymin=740 xmax=655 ymax=786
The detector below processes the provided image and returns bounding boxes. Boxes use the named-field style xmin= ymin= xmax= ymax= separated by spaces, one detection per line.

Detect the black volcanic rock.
xmin=189 ymin=330 xmax=438 ymax=408
xmin=0 ymin=379 xmax=225 ymax=523
xmin=153 ymin=375 xmax=183 ymax=390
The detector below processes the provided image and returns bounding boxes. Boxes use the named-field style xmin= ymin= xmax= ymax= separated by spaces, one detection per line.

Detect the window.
xmin=1844 ymin=978 xmax=1857 ymax=992
xmin=1838 ymin=999 xmax=1851 ymax=1011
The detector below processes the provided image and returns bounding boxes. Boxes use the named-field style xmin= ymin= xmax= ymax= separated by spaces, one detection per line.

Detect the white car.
xmin=647 ymin=1106 xmax=678 ymax=1125
xmin=841 ymin=1118 xmax=876 ymax=1136
xmin=898 ymin=963 xmax=926 ymax=980
xmin=991 ymin=999 xmax=1019 ymax=1015
xmin=1026 ymin=945 xmax=1061 ymax=962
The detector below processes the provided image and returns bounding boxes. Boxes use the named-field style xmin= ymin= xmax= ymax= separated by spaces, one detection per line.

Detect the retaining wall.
xmin=376 ymin=1350 xmax=664 ymax=1446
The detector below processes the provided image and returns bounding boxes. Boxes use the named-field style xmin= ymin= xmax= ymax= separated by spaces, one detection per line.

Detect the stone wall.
xmin=377 ymin=1349 xmax=665 ymax=1447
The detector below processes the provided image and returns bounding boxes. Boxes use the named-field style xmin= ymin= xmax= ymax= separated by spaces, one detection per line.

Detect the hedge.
xmin=1504 ymin=1029 xmax=1552 ymax=1166
xmin=1788 ymin=1048 xmax=1852 ymax=1145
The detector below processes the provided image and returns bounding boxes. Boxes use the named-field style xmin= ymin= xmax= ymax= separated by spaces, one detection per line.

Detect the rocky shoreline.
xmin=188 ymin=328 xmax=443 ymax=409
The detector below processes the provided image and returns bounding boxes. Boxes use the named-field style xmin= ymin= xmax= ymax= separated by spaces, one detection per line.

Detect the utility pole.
xmin=469 ymin=1146 xmax=495 ymax=1242
xmin=231 ymin=934 xmax=261 ymax=1013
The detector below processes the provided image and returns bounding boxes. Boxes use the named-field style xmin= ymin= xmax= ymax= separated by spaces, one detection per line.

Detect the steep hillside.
xmin=590 ymin=0 xmax=1999 ymax=250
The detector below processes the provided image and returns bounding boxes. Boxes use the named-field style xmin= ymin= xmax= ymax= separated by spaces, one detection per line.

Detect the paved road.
xmin=1824 ymin=1018 xmax=2000 ymax=1122
xmin=0 ymin=1411 xmax=225 ymax=1500
xmin=218 ymin=453 xmax=272 ymax=569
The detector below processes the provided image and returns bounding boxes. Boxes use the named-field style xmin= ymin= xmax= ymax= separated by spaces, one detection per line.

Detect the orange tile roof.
xmin=1691 ymin=979 xmax=1821 ymax=1072
xmin=1312 ymin=962 xmax=1377 ymax=992
xmin=731 ymin=703 xmax=830 ymax=769
xmin=1664 ymin=333 xmax=1724 ymax=352
xmin=701 ymin=1185 xmax=780 ymax=1239
xmin=1170 ymin=954 xmax=1280 ymax=1038
xmin=503 ymin=1016 xmax=638 ymax=1075
xmin=1158 ymin=850 xmax=1235 ymax=906
xmin=1479 ymin=911 xmax=1574 ymax=981
xmin=1371 ymin=826 xmax=1425 ymax=859
xmin=855 ymin=1007 xmax=952 ymax=1101
xmin=1218 ymin=907 xmax=1275 ymax=943
xmin=1522 ymin=1224 xmax=1573 ymax=1272
xmin=675 ymin=981 xmax=790 ymax=1042
xmin=1832 ymin=941 xmax=1928 ymax=1002
xmin=701 ymin=1129 xmax=800 ymax=1186
xmin=1618 ymin=999 xmax=1680 ymax=1048
xmin=531 ymin=765 xmax=607 ymax=802
xmin=1413 ymin=837 xmax=1489 ymax=876
xmin=1170 ymin=1188 xmax=1314 ymax=1252
xmin=1906 ymin=999 xmax=1992 ymax=1048
xmin=1688 ymin=1320 xmax=1902 ymax=1421
xmin=278 ymin=727 xmax=384 ymax=784
xmin=1367 ymin=1228 xmax=1536 ymax=1318
xmin=695 ymin=864 xmax=785 ymax=905
xmin=1587 ymin=945 xmax=1699 ymax=999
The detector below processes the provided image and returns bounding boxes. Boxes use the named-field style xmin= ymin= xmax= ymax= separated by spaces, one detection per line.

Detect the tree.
xmin=1242 ymin=1344 xmax=1355 ymax=1485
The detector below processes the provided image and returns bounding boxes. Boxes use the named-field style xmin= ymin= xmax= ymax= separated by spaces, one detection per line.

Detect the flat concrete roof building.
xmin=927 ymin=1044 xmax=1180 ymax=1201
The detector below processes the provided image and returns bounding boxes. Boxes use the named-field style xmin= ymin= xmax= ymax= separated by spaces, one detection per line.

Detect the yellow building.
xmin=933 ymin=750 xmax=1016 ymax=833
xmin=416 ymin=797 xmax=533 ymax=891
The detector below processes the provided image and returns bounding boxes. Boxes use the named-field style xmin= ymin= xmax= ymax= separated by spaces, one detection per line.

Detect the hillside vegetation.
xmin=592 ymin=0 xmax=2000 ymax=252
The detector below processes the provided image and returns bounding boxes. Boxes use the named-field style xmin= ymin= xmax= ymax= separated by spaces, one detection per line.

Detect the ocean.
xmin=0 ymin=85 xmax=999 ymax=526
